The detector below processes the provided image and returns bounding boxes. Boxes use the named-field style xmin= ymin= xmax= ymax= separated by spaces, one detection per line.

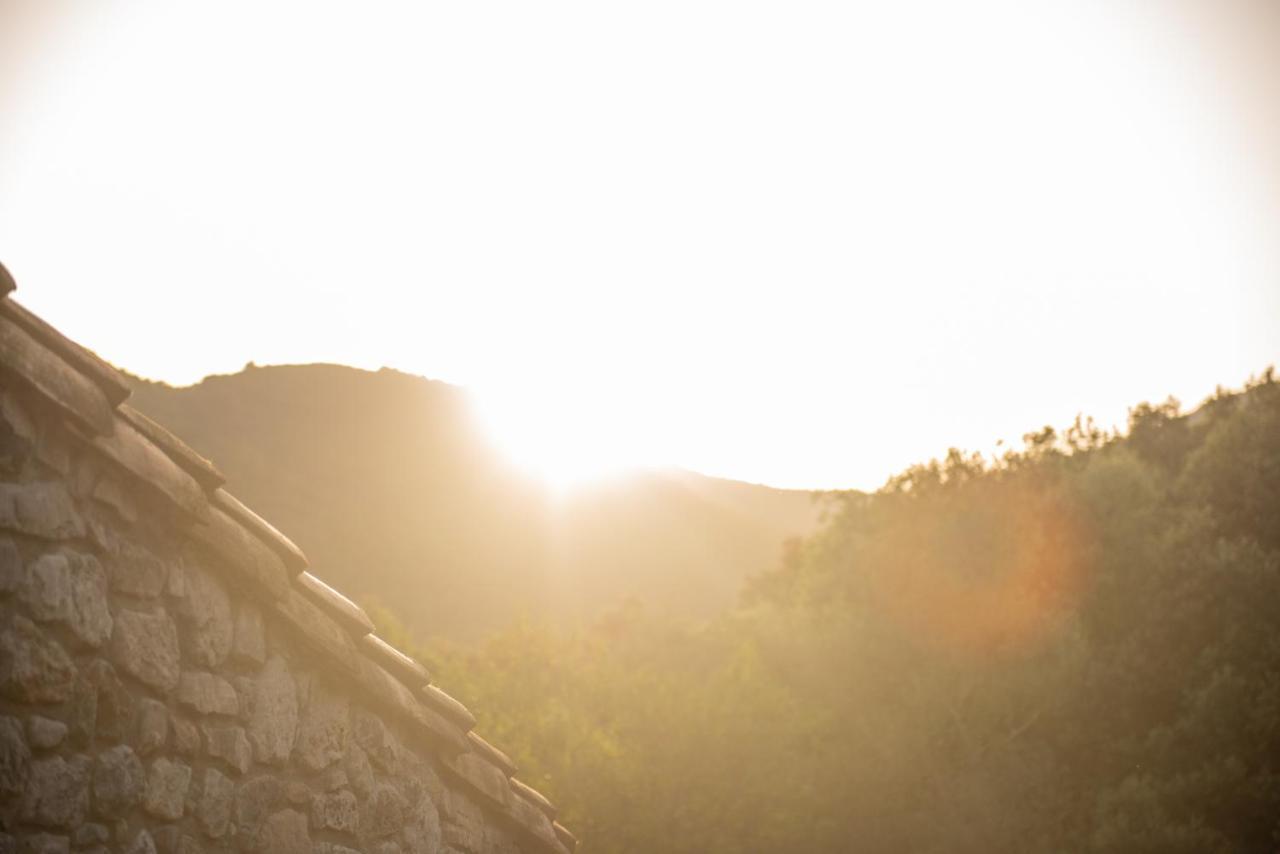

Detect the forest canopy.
xmin=388 ymin=371 xmax=1280 ymax=853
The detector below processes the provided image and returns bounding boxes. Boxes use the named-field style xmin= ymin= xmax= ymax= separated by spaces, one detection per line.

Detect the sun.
xmin=470 ymin=386 xmax=644 ymax=492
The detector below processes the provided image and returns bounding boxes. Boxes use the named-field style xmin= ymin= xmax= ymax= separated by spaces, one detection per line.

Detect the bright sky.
xmin=1 ymin=0 xmax=1277 ymax=490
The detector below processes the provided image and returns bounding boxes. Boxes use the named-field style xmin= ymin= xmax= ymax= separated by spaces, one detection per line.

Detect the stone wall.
xmin=0 ymin=285 xmax=573 ymax=854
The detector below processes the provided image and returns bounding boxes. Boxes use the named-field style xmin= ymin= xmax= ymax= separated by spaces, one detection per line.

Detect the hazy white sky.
xmin=1 ymin=0 xmax=1277 ymax=489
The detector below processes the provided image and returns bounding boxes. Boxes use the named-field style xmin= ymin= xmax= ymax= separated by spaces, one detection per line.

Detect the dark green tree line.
xmin=386 ymin=371 xmax=1280 ymax=852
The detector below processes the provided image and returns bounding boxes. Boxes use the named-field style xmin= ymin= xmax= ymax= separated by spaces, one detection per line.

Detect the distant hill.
xmin=128 ymin=364 xmax=820 ymax=639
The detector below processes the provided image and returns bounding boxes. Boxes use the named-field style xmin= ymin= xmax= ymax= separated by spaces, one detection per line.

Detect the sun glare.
xmin=1 ymin=1 xmax=1276 ymax=490
xmin=471 ymin=387 xmax=647 ymax=492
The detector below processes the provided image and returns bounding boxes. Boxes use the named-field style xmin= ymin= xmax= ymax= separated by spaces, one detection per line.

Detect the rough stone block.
xmin=176 ymin=672 xmax=238 ymax=716
xmin=74 ymin=660 xmax=135 ymax=745
xmin=16 ymin=834 xmax=68 ymax=854
xmin=234 ymin=777 xmax=284 ymax=842
xmin=172 ymin=562 xmax=232 ymax=668
xmin=0 ymin=616 xmax=76 ymax=703
xmin=203 ymin=724 xmax=251 ymax=775
xmin=0 ymin=715 xmax=31 ymax=800
xmin=247 ymin=656 xmax=297 ymax=765
xmin=71 ymin=823 xmax=108 ymax=847
xmin=310 ymin=789 xmax=359 ymax=834
xmin=25 ymin=716 xmax=66 ymax=750
xmin=91 ymin=744 xmax=144 ymax=816
xmin=19 ymin=754 xmax=90 ymax=827
xmin=65 ymin=682 xmax=95 ymax=751
xmin=363 ymin=784 xmax=409 ymax=839
xmin=401 ymin=793 xmax=443 ymax=854
xmin=296 ymin=682 xmax=350 ymax=772
xmin=21 ymin=551 xmax=113 ymax=647
xmin=122 ymin=830 xmax=156 ymax=854
xmin=313 ymin=767 xmax=345 ymax=793
xmin=284 ymin=780 xmax=310 ymax=806
xmin=142 ymin=757 xmax=191 ymax=820
xmin=314 ymin=845 xmax=361 ymax=854
xmin=110 ymin=609 xmax=181 ymax=692
xmin=165 ymin=558 xmax=186 ymax=599
xmin=134 ymin=698 xmax=167 ymax=756
xmin=344 ymin=742 xmax=374 ymax=800
xmin=442 ymin=814 xmax=485 ymax=854
xmin=105 ymin=542 xmax=168 ymax=599
xmin=0 ymin=482 xmax=85 ymax=541
xmin=353 ymin=710 xmax=400 ymax=773
xmin=170 ymin=715 xmax=201 ymax=757
xmin=148 ymin=826 xmax=178 ymax=854
xmin=83 ymin=514 xmax=115 ymax=557
xmin=253 ymin=809 xmax=310 ymax=854
xmin=195 ymin=767 xmax=234 ymax=838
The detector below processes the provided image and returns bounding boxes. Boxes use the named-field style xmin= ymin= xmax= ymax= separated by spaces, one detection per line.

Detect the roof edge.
xmin=0 ymin=281 xmax=573 ymax=850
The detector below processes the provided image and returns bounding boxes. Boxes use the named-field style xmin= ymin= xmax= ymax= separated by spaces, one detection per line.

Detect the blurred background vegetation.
xmin=138 ymin=368 xmax=1280 ymax=852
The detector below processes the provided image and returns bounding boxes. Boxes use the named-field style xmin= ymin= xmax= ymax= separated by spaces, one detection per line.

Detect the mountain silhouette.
xmin=128 ymin=363 xmax=820 ymax=639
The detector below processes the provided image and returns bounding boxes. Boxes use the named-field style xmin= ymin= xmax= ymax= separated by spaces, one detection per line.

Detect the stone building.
xmin=0 ymin=264 xmax=576 ymax=854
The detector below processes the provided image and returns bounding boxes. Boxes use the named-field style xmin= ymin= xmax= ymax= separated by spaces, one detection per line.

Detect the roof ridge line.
xmin=1 ymin=296 xmax=132 ymax=405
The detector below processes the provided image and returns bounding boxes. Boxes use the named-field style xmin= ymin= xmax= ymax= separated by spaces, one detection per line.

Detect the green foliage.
xmin=407 ymin=373 xmax=1280 ymax=852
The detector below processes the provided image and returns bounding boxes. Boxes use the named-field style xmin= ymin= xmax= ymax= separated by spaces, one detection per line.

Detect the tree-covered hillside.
xmin=127 ymin=364 xmax=819 ymax=639
xmin=413 ymin=372 xmax=1280 ymax=853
